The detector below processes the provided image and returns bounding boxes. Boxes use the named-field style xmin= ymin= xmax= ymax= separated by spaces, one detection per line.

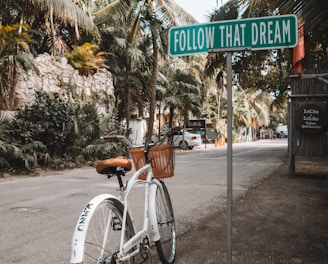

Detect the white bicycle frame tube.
xmin=149 ymin=178 xmax=164 ymax=242
xmin=70 ymin=163 xmax=163 ymax=264
xmin=118 ymin=164 xmax=162 ymax=258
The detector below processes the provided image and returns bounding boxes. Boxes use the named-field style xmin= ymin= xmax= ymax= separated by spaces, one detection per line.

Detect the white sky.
xmin=173 ymin=0 xmax=226 ymax=23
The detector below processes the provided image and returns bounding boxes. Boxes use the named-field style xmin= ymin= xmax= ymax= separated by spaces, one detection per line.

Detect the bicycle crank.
xmin=102 ymin=251 xmax=118 ymax=264
xmin=140 ymin=237 xmax=152 ymax=263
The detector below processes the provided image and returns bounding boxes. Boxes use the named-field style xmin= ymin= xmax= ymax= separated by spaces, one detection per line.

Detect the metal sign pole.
xmin=226 ymin=51 xmax=233 ymax=264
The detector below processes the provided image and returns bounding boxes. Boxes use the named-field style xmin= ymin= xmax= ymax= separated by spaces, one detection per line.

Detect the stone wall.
xmin=16 ymin=53 xmax=114 ymax=112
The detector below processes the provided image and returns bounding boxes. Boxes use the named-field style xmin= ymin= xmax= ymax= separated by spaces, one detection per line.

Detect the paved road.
xmin=0 ymin=139 xmax=287 ymax=263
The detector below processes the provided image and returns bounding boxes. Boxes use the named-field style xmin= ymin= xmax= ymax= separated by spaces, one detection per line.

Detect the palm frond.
xmin=0 ymin=157 xmax=10 ymax=169
xmin=93 ymin=0 xmax=131 ymax=25
xmin=28 ymin=0 xmax=99 ymax=34
xmin=159 ymin=0 xmax=198 ymax=25
xmin=21 ymin=141 xmax=47 ymax=153
xmin=127 ymin=47 xmax=145 ymax=62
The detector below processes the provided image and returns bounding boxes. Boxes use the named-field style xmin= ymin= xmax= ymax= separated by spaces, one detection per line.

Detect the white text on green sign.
xmin=169 ymin=15 xmax=297 ymax=56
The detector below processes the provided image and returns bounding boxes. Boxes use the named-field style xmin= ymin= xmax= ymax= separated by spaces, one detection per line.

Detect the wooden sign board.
xmin=295 ymin=104 xmax=328 ymax=133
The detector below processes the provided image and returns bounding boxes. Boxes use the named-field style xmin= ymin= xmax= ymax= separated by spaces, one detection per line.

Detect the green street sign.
xmin=169 ymin=15 xmax=298 ymax=56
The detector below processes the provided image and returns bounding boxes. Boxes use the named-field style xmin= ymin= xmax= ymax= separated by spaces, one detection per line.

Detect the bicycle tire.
xmin=155 ymin=181 xmax=176 ymax=264
xmin=82 ymin=198 xmax=135 ymax=264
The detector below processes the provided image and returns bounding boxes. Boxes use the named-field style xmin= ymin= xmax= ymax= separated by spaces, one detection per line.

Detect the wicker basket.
xmin=130 ymin=144 xmax=174 ymax=180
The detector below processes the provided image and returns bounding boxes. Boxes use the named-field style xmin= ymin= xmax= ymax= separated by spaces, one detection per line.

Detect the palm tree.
xmin=233 ymin=0 xmax=328 ymax=69
xmin=0 ymin=24 xmax=38 ymax=110
xmin=0 ymin=0 xmax=98 ymax=55
xmin=245 ymin=88 xmax=271 ymax=128
xmin=93 ymin=0 xmax=197 ymax=141
xmin=224 ymin=87 xmax=271 ymax=141
xmin=30 ymin=0 xmax=98 ymax=52
xmin=204 ymin=1 xmax=239 ymax=76
xmin=188 ymin=55 xmax=209 ymax=112
xmin=93 ymin=1 xmax=147 ymax=132
xmin=206 ymin=0 xmax=328 ymax=87
xmin=164 ymin=68 xmax=202 ymax=129
xmin=0 ymin=0 xmax=98 ymax=110
xmin=235 ymin=0 xmax=328 ymax=34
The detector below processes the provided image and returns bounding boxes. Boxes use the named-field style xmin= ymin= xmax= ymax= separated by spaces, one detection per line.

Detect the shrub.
xmin=2 ymin=92 xmax=128 ymax=174
xmin=66 ymin=42 xmax=108 ymax=75
xmin=82 ymin=109 xmax=129 ymax=161
xmin=10 ymin=91 xmax=75 ymax=159
xmin=66 ymin=102 xmax=102 ymax=160
xmin=0 ymin=111 xmax=47 ymax=174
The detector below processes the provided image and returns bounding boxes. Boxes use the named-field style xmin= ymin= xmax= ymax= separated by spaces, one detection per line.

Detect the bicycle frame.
xmin=70 ymin=158 xmax=165 ymax=263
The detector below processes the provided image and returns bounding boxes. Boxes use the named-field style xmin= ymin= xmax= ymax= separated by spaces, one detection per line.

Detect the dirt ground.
xmin=170 ymin=157 xmax=328 ymax=264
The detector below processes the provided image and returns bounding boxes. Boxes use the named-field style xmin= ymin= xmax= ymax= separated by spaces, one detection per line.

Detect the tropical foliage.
xmin=204 ymin=0 xmax=327 ymax=140
xmin=0 ymin=110 xmax=48 ymax=174
xmin=0 ymin=0 xmax=327 ymax=174
xmin=0 ymin=0 xmax=98 ymax=55
xmin=0 ymin=92 xmax=127 ymax=175
xmin=93 ymin=0 xmax=197 ymax=142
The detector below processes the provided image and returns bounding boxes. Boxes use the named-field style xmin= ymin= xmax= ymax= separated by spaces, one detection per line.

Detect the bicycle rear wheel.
xmin=82 ymin=198 xmax=135 ymax=264
xmin=155 ymin=181 xmax=176 ymax=264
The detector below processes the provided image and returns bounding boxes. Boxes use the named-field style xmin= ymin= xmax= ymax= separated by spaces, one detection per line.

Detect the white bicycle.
xmin=70 ymin=131 xmax=179 ymax=264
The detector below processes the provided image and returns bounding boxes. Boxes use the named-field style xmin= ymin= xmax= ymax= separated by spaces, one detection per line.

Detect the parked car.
xmin=172 ymin=131 xmax=202 ymax=150
xmin=146 ymin=131 xmax=201 ymax=150
xmin=276 ymin=124 xmax=288 ymax=138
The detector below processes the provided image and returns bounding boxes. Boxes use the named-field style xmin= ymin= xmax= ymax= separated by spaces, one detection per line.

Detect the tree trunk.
xmin=124 ymin=58 xmax=132 ymax=134
xmin=168 ymin=105 xmax=174 ymax=129
xmin=50 ymin=4 xmax=55 ymax=56
xmin=124 ymin=82 xmax=131 ymax=133
xmin=146 ymin=21 xmax=158 ymax=143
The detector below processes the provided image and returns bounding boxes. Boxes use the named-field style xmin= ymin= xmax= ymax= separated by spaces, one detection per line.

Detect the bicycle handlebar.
xmin=102 ymin=135 xmax=118 ymax=140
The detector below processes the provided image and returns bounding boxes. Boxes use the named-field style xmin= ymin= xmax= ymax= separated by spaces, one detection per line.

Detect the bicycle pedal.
xmin=140 ymin=246 xmax=152 ymax=263
xmin=140 ymin=237 xmax=152 ymax=263
xmin=103 ymin=252 xmax=118 ymax=264
xmin=112 ymin=216 xmax=122 ymax=231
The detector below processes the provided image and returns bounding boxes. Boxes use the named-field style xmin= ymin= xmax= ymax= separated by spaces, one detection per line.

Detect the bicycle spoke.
xmin=79 ymin=199 xmax=135 ymax=264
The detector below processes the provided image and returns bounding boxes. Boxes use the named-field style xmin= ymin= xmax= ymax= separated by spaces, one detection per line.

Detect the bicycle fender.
xmin=70 ymin=194 xmax=121 ymax=264
xmin=149 ymin=184 xmax=160 ymax=242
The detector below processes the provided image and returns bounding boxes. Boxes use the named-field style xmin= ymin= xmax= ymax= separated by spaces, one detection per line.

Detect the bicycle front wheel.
xmin=155 ymin=181 xmax=176 ymax=264
xmin=82 ymin=198 xmax=135 ymax=264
